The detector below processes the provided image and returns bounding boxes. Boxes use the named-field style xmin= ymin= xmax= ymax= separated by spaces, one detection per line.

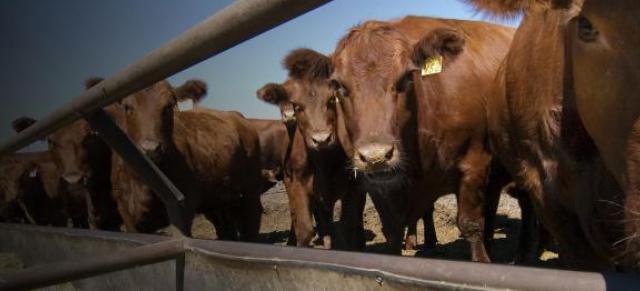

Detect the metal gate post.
xmin=86 ymin=109 xmax=192 ymax=235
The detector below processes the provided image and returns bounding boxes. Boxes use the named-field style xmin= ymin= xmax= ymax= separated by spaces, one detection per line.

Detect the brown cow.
xmin=331 ymin=17 xmax=514 ymax=261
xmin=115 ymin=79 xmax=263 ymax=241
xmin=248 ymin=118 xmax=291 ymax=193
xmin=467 ymin=0 xmax=640 ymax=270
xmin=18 ymin=78 xmax=123 ymax=230
xmin=257 ymin=48 xmax=364 ymax=249
xmin=0 ymin=152 xmax=67 ymax=226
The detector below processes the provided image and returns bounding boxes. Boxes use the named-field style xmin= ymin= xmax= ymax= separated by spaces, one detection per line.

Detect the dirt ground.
xmin=191 ymin=183 xmax=560 ymax=268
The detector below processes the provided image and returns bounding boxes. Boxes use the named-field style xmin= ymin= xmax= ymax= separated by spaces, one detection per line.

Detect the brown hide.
xmin=331 ymin=16 xmax=514 ymax=260
xmin=256 ymin=48 xmax=362 ymax=249
xmin=115 ymin=80 xmax=263 ymax=242
xmin=470 ymin=0 xmax=640 ymax=270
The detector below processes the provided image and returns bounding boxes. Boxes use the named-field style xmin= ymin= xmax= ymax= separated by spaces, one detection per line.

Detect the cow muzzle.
xmin=354 ymin=143 xmax=398 ymax=177
xmin=63 ymin=172 xmax=85 ymax=185
xmin=309 ymin=131 xmax=334 ymax=149
xmin=282 ymin=110 xmax=296 ymax=124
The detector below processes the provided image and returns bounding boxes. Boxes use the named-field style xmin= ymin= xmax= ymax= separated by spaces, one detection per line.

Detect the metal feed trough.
xmin=0 ymin=0 xmax=638 ymax=290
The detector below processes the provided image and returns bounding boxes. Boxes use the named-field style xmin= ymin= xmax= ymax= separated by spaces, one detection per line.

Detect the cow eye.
xmin=124 ymin=104 xmax=134 ymax=114
xmin=293 ymin=104 xmax=304 ymax=112
xmin=330 ymin=80 xmax=349 ymax=99
xmin=577 ymin=16 xmax=598 ymax=42
xmin=395 ymin=71 xmax=414 ymax=93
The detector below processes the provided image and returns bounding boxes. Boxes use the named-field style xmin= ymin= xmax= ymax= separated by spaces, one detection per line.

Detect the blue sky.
xmin=0 ymin=0 xmax=518 ymax=150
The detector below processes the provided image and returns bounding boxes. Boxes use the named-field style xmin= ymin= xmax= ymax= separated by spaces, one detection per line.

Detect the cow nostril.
xmin=311 ymin=132 xmax=332 ymax=145
xmin=385 ymin=145 xmax=395 ymax=160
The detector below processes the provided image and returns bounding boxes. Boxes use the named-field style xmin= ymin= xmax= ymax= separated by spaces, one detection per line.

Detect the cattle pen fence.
xmin=0 ymin=0 xmax=638 ymax=290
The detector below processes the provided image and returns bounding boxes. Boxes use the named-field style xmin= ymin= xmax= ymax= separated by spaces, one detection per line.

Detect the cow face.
xmin=120 ymin=80 xmax=207 ymax=158
xmin=257 ymin=49 xmax=338 ymax=151
xmin=45 ymin=120 xmax=91 ymax=185
xmin=331 ymin=23 xmax=419 ymax=184
xmin=566 ymin=0 xmax=640 ymax=261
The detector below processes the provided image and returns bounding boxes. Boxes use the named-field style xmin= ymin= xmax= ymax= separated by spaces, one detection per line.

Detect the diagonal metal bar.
xmin=86 ymin=109 xmax=191 ymax=235
xmin=0 ymin=0 xmax=332 ymax=156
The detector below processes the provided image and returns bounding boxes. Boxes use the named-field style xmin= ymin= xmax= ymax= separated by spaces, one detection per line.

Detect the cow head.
xmin=331 ymin=22 xmax=423 ymax=184
xmin=564 ymin=0 xmax=640 ymax=264
xmin=13 ymin=78 xmax=107 ymax=186
xmin=257 ymin=48 xmax=338 ymax=151
xmin=120 ymin=79 xmax=207 ymax=158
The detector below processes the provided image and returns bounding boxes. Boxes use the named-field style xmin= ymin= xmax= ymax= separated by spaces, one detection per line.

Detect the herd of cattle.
xmin=1 ymin=0 xmax=639 ymax=272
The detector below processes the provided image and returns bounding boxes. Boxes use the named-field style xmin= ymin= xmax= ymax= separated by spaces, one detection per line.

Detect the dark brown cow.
xmin=248 ymin=118 xmax=291 ymax=192
xmin=331 ymin=17 xmax=514 ymax=261
xmin=467 ymin=0 xmax=640 ymax=270
xmin=19 ymin=78 xmax=123 ymax=230
xmin=257 ymin=49 xmax=364 ymax=249
xmin=115 ymin=79 xmax=263 ymax=241
xmin=0 ymin=152 xmax=67 ymax=226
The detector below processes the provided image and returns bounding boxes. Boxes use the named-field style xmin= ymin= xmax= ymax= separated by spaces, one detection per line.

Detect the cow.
xmin=331 ymin=16 xmax=515 ymax=261
xmin=17 ymin=78 xmax=123 ymax=231
xmin=0 ymin=151 xmax=67 ymax=226
xmin=467 ymin=0 xmax=640 ymax=270
xmin=114 ymin=79 xmax=263 ymax=242
xmin=257 ymin=48 xmax=365 ymax=250
xmin=248 ymin=119 xmax=291 ymax=193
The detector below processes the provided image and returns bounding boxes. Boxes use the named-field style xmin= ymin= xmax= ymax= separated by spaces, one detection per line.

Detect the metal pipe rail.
xmin=1 ymin=224 xmax=639 ymax=291
xmin=0 ymin=0 xmax=331 ymax=156
xmin=0 ymin=240 xmax=185 ymax=291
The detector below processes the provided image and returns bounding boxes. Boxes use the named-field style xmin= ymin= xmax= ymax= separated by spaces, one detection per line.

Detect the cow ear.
xmin=175 ymin=80 xmax=207 ymax=103
xmin=12 ymin=117 xmax=37 ymax=133
xmin=413 ymin=28 xmax=465 ymax=68
xmin=257 ymin=83 xmax=288 ymax=105
xmin=84 ymin=77 xmax=104 ymax=90
xmin=283 ymin=48 xmax=333 ymax=80
xmin=464 ymin=0 xmax=574 ymax=17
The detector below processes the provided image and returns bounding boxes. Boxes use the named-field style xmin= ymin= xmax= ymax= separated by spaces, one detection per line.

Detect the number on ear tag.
xmin=421 ymin=55 xmax=444 ymax=77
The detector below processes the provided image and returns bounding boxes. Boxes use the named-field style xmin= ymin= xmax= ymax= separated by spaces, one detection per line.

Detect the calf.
xmin=331 ymin=17 xmax=514 ymax=261
xmin=257 ymin=49 xmax=364 ymax=249
xmin=468 ymin=0 xmax=640 ymax=270
xmin=18 ymin=78 xmax=123 ymax=230
xmin=115 ymin=79 xmax=263 ymax=241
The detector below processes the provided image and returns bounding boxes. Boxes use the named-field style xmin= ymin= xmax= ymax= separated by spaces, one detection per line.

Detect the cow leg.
xmin=404 ymin=219 xmax=418 ymax=251
xmin=512 ymin=187 xmax=540 ymax=264
xmin=239 ymin=190 xmax=262 ymax=242
xmin=368 ymin=189 xmax=406 ymax=254
xmin=456 ymin=146 xmax=492 ymax=263
xmin=312 ymin=201 xmax=333 ymax=249
xmin=423 ymin=206 xmax=438 ymax=249
xmin=339 ymin=187 xmax=366 ymax=251
xmin=83 ymin=190 xmax=98 ymax=230
xmin=483 ymin=161 xmax=509 ymax=258
xmin=285 ymin=177 xmax=315 ymax=247
xmin=287 ymin=222 xmax=297 ymax=246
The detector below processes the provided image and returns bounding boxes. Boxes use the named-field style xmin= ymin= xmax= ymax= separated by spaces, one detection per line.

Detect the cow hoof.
xmin=404 ymin=235 xmax=418 ymax=251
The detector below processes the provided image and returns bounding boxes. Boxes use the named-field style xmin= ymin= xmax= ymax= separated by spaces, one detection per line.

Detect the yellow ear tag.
xmin=421 ymin=55 xmax=444 ymax=77
xmin=178 ymin=99 xmax=194 ymax=112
